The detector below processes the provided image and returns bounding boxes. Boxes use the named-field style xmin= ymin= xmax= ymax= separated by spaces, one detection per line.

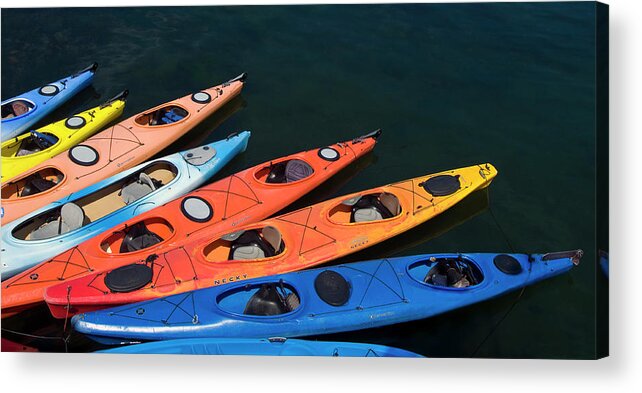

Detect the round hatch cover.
xmin=69 ymin=145 xmax=99 ymax=166
xmin=65 ymin=116 xmax=86 ymax=129
xmin=104 ymin=264 xmax=153 ymax=293
xmin=314 ymin=270 xmax=351 ymax=306
xmin=39 ymin=85 xmax=60 ymax=96
xmin=318 ymin=147 xmax=340 ymax=161
xmin=421 ymin=175 xmax=461 ymax=197
xmin=493 ymin=254 xmax=523 ymax=275
xmin=191 ymin=92 xmax=211 ymax=104
xmin=181 ymin=196 xmax=213 ymax=222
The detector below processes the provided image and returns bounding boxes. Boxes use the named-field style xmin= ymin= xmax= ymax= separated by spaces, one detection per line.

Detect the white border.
xmin=2 ymin=0 xmax=642 ymax=392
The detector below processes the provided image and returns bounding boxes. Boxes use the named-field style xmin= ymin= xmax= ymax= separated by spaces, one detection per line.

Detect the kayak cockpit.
xmin=1 ymin=167 xmax=65 ymax=199
xmin=255 ymin=159 xmax=315 ymax=184
xmin=408 ymin=256 xmax=484 ymax=289
xmin=2 ymin=131 xmax=60 ymax=158
xmin=100 ymin=218 xmax=174 ymax=254
xmin=11 ymin=162 xmax=178 ymax=241
xmin=2 ymin=99 xmax=35 ymax=120
xmin=217 ymin=281 xmax=301 ymax=317
xmin=135 ymin=105 xmax=189 ymax=126
xmin=204 ymin=226 xmax=285 ymax=262
xmin=328 ymin=192 xmax=402 ymax=224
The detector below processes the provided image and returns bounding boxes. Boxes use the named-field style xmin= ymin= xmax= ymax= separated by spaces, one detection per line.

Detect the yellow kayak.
xmin=1 ymin=91 xmax=127 ymax=182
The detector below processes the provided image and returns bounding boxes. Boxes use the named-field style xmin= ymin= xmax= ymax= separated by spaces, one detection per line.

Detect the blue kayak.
xmin=73 ymin=249 xmax=582 ymax=343
xmin=1 ymin=63 xmax=97 ymax=142
xmin=0 ymin=131 xmax=250 ymax=280
xmin=98 ymin=337 xmax=423 ymax=357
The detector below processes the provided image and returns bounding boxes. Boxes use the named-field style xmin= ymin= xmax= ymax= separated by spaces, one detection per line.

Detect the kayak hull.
xmin=2 ymin=131 xmax=379 ymax=316
xmin=1 ymin=74 xmax=246 ymax=224
xmin=72 ymin=251 xmax=581 ymax=342
xmin=0 ymin=131 xmax=250 ymax=282
xmin=1 ymin=97 xmax=126 ymax=182
xmin=98 ymin=338 xmax=423 ymax=357
xmin=1 ymin=63 xmax=97 ymax=141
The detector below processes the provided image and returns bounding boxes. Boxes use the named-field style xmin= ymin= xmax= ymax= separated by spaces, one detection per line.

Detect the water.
xmin=1 ymin=2 xmax=605 ymax=359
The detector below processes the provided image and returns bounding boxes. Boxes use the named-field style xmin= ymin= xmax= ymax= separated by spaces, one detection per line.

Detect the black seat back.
xmin=243 ymin=284 xmax=289 ymax=316
xmin=119 ymin=222 xmax=164 ymax=253
xmin=350 ymin=195 xmax=394 ymax=222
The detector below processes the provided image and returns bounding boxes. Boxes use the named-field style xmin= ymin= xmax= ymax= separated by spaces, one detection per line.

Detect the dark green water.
xmin=1 ymin=2 xmax=604 ymax=359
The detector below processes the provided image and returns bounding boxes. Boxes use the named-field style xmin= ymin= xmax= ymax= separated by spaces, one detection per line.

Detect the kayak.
xmin=1 ymin=91 xmax=127 ymax=182
xmin=1 ymin=63 xmax=97 ymax=142
xmin=98 ymin=337 xmax=423 ymax=357
xmin=44 ymin=162 xmax=497 ymax=318
xmin=1 ymin=73 xmax=246 ymax=224
xmin=2 ymin=130 xmax=380 ymax=317
xmin=72 ymin=250 xmax=582 ymax=342
xmin=0 ymin=131 xmax=250 ymax=282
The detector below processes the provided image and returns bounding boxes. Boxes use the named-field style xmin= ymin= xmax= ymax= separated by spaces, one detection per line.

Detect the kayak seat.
xmin=2 ymin=100 xmax=32 ymax=119
xmin=120 ymin=173 xmax=161 ymax=205
xmin=20 ymin=174 xmax=57 ymax=197
xmin=350 ymin=193 xmax=400 ymax=223
xmin=29 ymin=202 xmax=85 ymax=240
xmin=424 ymin=258 xmax=479 ymax=288
xmin=16 ymin=131 xmax=59 ymax=156
xmin=229 ymin=227 xmax=283 ymax=261
xmin=285 ymin=292 xmax=300 ymax=311
xmin=266 ymin=160 xmax=314 ymax=183
xmin=243 ymin=283 xmax=299 ymax=316
xmin=119 ymin=222 xmax=164 ymax=253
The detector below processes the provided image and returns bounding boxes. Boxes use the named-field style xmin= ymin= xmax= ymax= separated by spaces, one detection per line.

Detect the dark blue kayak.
xmin=1 ymin=63 xmax=97 ymax=141
xmin=98 ymin=337 xmax=423 ymax=357
xmin=73 ymin=250 xmax=582 ymax=344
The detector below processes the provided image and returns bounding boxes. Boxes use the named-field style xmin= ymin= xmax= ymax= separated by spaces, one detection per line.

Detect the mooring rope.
xmin=471 ymin=199 xmax=530 ymax=357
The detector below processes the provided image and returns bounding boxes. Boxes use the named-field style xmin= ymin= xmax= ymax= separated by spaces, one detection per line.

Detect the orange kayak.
xmin=0 ymin=74 xmax=246 ymax=224
xmin=1 ymin=130 xmax=380 ymax=317
xmin=43 ymin=162 xmax=497 ymax=318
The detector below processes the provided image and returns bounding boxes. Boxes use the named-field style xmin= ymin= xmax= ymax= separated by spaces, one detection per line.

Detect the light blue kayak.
xmin=0 ymin=131 xmax=250 ymax=280
xmin=98 ymin=337 xmax=423 ymax=357
xmin=73 ymin=249 xmax=581 ymax=343
xmin=1 ymin=63 xmax=97 ymax=142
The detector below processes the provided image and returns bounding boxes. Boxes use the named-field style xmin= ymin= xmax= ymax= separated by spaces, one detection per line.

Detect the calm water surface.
xmin=1 ymin=2 xmax=604 ymax=359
